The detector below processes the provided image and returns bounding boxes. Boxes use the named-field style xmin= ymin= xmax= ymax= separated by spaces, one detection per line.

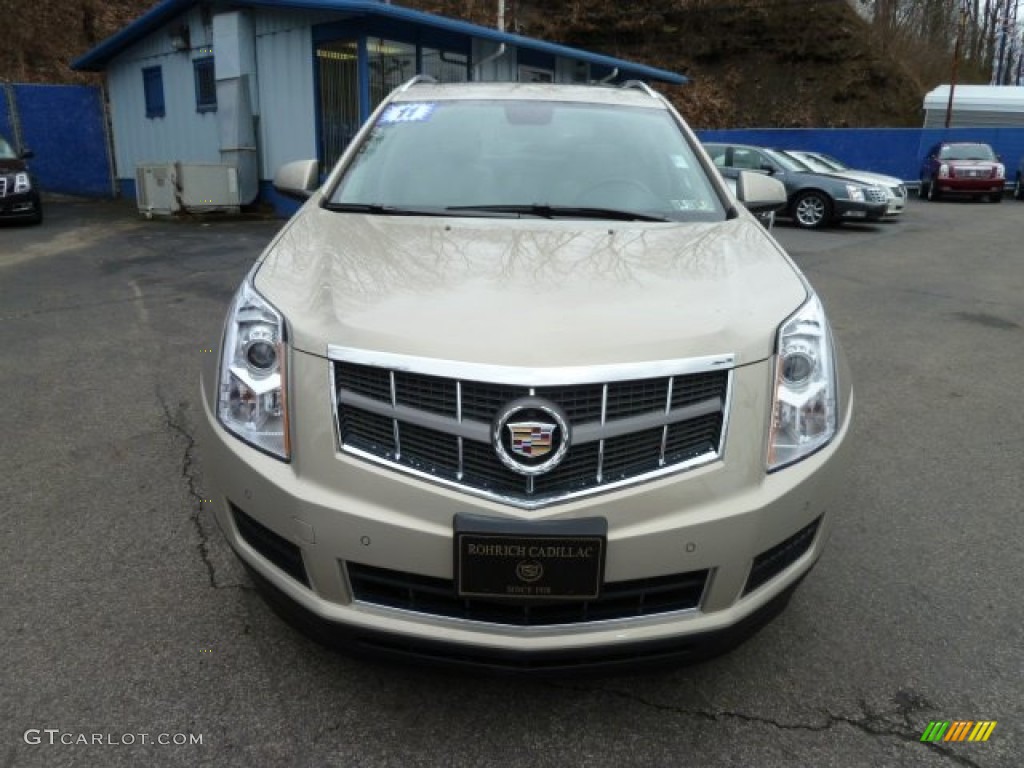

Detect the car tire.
xmin=918 ymin=180 xmax=929 ymax=199
xmin=990 ymin=191 xmax=1003 ymax=204
xmin=927 ymin=178 xmax=940 ymax=201
xmin=1015 ymin=175 xmax=1023 ymax=200
xmin=792 ymin=191 xmax=832 ymax=229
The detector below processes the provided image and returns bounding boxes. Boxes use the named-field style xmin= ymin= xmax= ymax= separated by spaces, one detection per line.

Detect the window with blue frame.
xmin=142 ymin=66 xmax=165 ymax=118
xmin=193 ymin=57 xmax=217 ymax=112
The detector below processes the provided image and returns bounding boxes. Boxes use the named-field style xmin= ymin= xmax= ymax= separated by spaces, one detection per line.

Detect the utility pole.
xmin=946 ymin=0 xmax=970 ymax=128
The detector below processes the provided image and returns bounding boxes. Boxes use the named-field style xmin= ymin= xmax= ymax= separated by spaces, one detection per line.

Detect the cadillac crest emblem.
xmin=508 ymin=422 xmax=556 ymax=459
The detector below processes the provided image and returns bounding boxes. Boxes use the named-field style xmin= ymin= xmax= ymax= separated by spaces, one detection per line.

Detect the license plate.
xmin=454 ymin=514 xmax=606 ymax=600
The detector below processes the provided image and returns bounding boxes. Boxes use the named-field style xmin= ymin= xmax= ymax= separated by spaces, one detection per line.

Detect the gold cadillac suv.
xmin=197 ymin=79 xmax=852 ymax=672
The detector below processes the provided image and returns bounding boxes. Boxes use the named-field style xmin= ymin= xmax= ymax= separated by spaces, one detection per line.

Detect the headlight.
xmin=14 ymin=173 xmax=31 ymax=194
xmin=994 ymin=163 xmax=1005 ymax=179
xmin=845 ymin=184 xmax=864 ymax=202
xmin=938 ymin=163 xmax=950 ymax=179
xmin=217 ymin=280 xmax=290 ymax=460
xmin=768 ymin=293 xmax=837 ymax=471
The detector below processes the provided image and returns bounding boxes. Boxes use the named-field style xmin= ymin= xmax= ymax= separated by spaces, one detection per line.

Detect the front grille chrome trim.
xmin=456 ymin=381 xmax=464 ymax=481
xmin=340 ymin=436 xmax=721 ymax=510
xmin=328 ymin=345 xmax=734 ymax=384
xmin=331 ymin=348 xmax=734 ymax=509
xmin=337 ymin=387 xmax=722 ymax=445
xmin=596 ymin=384 xmax=607 ymax=483
xmin=350 ymin=596 xmax=703 ymax=634
xmin=389 ymin=370 xmax=401 ymax=460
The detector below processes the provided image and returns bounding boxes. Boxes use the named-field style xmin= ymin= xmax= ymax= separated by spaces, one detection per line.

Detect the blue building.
xmin=73 ymin=0 xmax=686 ymax=215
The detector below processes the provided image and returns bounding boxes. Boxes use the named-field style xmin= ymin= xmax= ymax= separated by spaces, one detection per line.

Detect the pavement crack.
xmin=157 ymin=389 xmax=247 ymax=591
xmin=543 ymin=684 xmax=983 ymax=767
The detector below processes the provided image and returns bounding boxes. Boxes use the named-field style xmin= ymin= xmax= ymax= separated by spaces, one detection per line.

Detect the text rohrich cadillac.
xmin=198 ymin=79 xmax=852 ymax=672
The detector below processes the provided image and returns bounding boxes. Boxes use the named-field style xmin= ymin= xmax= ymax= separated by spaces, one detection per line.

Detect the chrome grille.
xmin=332 ymin=350 xmax=732 ymax=507
xmin=866 ymin=187 xmax=887 ymax=204
xmin=0 ymin=177 xmax=7 ymax=198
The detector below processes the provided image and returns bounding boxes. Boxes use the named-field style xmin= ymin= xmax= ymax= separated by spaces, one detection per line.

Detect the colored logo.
xmin=508 ymin=422 xmax=555 ymax=458
xmin=920 ymin=721 xmax=996 ymax=743
xmin=492 ymin=398 xmax=571 ymax=476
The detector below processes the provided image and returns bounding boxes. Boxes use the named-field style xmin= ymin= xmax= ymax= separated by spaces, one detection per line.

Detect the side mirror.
xmin=273 ymin=159 xmax=319 ymax=200
xmin=20 ymin=147 xmax=34 ymax=160
xmin=735 ymin=170 xmax=786 ymax=214
xmin=759 ymin=164 xmax=776 ymax=174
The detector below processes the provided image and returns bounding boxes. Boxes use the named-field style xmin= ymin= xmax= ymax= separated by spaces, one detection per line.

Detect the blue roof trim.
xmin=72 ymin=0 xmax=687 ymax=84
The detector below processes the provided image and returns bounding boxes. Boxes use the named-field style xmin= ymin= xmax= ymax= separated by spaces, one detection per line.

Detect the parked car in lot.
xmin=0 ymin=134 xmax=42 ymax=225
xmin=784 ymin=150 xmax=906 ymax=217
xmin=919 ymin=142 xmax=1004 ymax=202
xmin=198 ymin=79 xmax=852 ymax=672
xmin=704 ymin=142 xmax=888 ymax=229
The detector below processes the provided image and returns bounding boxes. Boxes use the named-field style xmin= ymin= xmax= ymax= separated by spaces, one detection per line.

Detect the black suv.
xmin=0 ymin=134 xmax=42 ymax=224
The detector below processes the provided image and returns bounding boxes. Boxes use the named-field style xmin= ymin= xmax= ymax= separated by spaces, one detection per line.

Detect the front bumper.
xmin=0 ymin=190 xmax=40 ymax=220
xmin=833 ymin=198 xmax=887 ymax=221
xmin=935 ymin=178 xmax=1004 ymax=195
xmin=884 ymin=192 xmax=906 ymax=216
xmin=198 ymin=350 xmax=852 ymax=667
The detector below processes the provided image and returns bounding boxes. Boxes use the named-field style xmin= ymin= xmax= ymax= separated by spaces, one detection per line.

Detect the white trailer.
xmin=923 ymin=85 xmax=1024 ymax=127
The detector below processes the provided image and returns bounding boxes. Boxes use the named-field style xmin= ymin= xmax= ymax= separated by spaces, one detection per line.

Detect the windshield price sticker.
xmin=378 ymin=103 xmax=437 ymax=125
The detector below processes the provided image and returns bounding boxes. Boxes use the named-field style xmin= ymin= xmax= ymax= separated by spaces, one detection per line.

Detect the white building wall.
xmin=254 ymin=18 xmax=319 ymax=179
xmin=106 ymin=8 xmax=221 ymax=179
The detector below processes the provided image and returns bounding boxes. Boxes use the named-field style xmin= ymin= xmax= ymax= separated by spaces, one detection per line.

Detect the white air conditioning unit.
xmin=135 ymin=162 xmax=241 ymax=216
xmin=177 ymin=163 xmax=241 ymax=213
xmin=136 ymin=163 xmax=179 ymax=216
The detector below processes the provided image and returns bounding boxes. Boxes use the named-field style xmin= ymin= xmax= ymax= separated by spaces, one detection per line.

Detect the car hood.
xmin=790 ymin=170 xmax=865 ymax=188
xmin=828 ymin=169 xmax=902 ymax=188
xmin=253 ymin=206 xmax=808 ymax=367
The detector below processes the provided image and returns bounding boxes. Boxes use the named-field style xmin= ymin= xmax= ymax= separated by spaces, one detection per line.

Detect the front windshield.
xmin=0 ymin=137 xmax=15 ymax=159
xmin=763 ymin=149 xmax=809 ymax=173
xmin=939 ymin=144 xmax=995 ymax=161
xmin=329 ymin=99 xmax=725 ymax=222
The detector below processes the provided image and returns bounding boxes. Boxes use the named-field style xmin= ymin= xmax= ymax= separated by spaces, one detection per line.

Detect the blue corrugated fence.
xmin=2 ymin=83 xmax=115 ymax=197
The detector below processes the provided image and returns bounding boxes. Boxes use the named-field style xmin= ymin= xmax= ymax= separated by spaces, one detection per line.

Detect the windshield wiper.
xmin=323 ymin=202 xmax=447 ymax=216
xmin=445 ymin=204 xmax=670 ymax=222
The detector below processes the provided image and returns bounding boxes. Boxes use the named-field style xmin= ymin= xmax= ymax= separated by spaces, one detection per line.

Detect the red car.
xmin=919 ymin=142 xmax=1005 ymax=203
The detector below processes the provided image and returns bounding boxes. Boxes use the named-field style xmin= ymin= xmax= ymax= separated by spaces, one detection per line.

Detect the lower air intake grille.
xmin=743 ymin=517 xmax=821 ymax=596
xmin=347 ymin=562 xmax=708 ymax=626
xmin=231 ymin=503 xmax=309 ymax=587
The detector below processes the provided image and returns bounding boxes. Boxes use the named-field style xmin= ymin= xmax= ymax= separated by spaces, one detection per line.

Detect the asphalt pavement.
xmin=0 ymin=197 xmax=1020 ymax=767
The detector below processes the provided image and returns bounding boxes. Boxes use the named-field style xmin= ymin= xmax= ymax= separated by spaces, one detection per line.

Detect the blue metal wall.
xmin=0 ymin=87 xmax=14 ymax=146
xmin=3 ymin=84 xmax=114 ymax=197
xmin=696 ymin=127 xmax=1024 ymax=183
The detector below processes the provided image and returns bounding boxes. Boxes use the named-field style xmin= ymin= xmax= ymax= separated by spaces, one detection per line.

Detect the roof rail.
xmin=398 ymin=74 xmax=438 ymax=92
xmin=621 ymin=80 xmax=660 ymax=100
